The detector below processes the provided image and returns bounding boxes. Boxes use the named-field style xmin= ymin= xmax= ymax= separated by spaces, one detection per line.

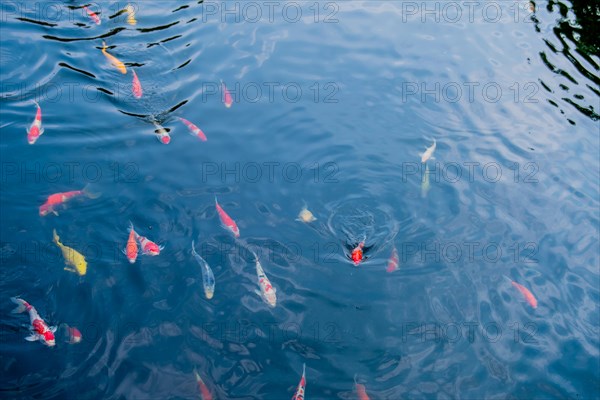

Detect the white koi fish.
xmin=420 ymin=139 xmax=436 ymax=163
xmin=191 ymin=241 xmax=215 ymax=300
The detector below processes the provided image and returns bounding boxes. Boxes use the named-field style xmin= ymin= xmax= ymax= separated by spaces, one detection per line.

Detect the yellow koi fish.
xmin=101 ymin=41 xmax=127 ymax=74
xmin=53 ymin=229 xmax=87 ymax=276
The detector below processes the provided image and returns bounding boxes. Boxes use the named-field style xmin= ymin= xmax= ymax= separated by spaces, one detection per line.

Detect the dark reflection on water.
xmin=0 ymin=1 xmax=599 ymax=399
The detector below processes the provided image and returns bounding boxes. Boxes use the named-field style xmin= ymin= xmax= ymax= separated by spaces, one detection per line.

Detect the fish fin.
xmin=254 ymin=289 xmax=262 ymax=298
xmin=64 ymin=267 xmax=77 ymax=274
xmin=295 ymin=218 xmax=302 ymax=222
xmin=273 ymin=287 xmax=277 ymax=293
xmin=50 ymin=326 xmax=57 ymax=333
xmin=39 ymin=127 xmax=45 ymax=135
xmin=10 ymin=297 xmax=26 ymax=313
xmin=82 ymin=184 xmax=102 ymax=199
xmin=53 ymin=210 xmax=59 ymax=216
xmin=25 ymin=334 xmax=39 ymax=342
xmin=430 ymin=156 xmax=436 ymax=160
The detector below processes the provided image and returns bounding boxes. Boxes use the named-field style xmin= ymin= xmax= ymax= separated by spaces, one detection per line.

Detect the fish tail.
xmin=32 ymin=99 xmax=40 ymax=109
xmin=10 ymin=297 xmax=27 ymax=313
xmin=82 ymin=183 xmax=102 ymax=199
xmin=53 ymin=229 xmax=61 ymax=245
xmin=214 ymin=195 xmax=218 ymax=206
xmin=502 ymin=275 xmax=514 ymax=284
xmin=191 ymin=240 xmax=198 ymax=256
xmin=302 ymin=362 xmax=306 ymax=376
xmin=102 ymin=41 xmax=107 ymax=51
xmin=353 ymin=373 xmax=358 ymax=385
xmin=193 ymin=367 xmax=203 ymax=384
xmin=128 ymin=220 xmax=135 ymax=233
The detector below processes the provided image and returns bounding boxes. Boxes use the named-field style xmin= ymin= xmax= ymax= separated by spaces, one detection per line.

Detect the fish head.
xmin=205 ymin=288 xmax=214 ymax=300
xmin=43 ymin=331 xmax=56 ymax=346
xmin=69 ymin=327 xmax=82 ymax=343
xmin=159 ymin=134 xmax=171 ymax=144
xmin=39 ymin=204 xmax=51 ymax=216
xmin=76 ymin=261 xmax=87 ymax=275
xmin=146 ymin=243 xmax=161 ymax=256
xmin=351 ymin=248 xmax=363 ymax=265
xmin=27 ymin=127 xmax=40 ymax=144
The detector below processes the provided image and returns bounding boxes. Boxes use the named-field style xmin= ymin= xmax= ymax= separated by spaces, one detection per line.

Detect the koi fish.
xmin=132 ymin=70 xmax=142 ymax=99
xmin=420 ymin=139 xmax=436 ymax=163
xmin=152 ymin=120 xmax=171 ymax=144
xmin=101 ymin=41 xmax=127 ymax=74
xmin=386 ymin=246 xmax=399 ymax=273
xmin=125 ymin=4 xmax=137 ymax=25
xmin=421 ymin=162 xmax=431 ymax=198
xmin=253 ymin=252 xmax=277 ymax=307
xmin=123 ymin=222 xmax=139 ymax=263
xmin=292 ymin=363 xmax=306 ymax=400
xmin=222 ymin=81 xmax=233 ymax=108
xmin=11 ymin=297 xmax=56 ymax=347
xmin=354 ymin=375 xmax=371 ymax=400
xmin=193 ymin=368 xmax=213 ymax=400
xmin=26 ymin=100 xmax=44 ymax=145
xmin=178 ymin=117 xmax=207 ymax=141
xmin=191 ymin=241 xmax=215 ymax=300
xmin=53 ymin=229 xmax=87 ymax=276
xmin=504 ymin=275 xmax=538 ymax=309
xmin=39 ymin=185 xmax=100 ymax=217
xmin=134 ymin=228 xmax=163 ymax=256
xmin=83 ymin=5 xmax=101 ymax=25
xmin=215 ymin=196 xmax=240 ymax=237
xmin=65 ymin=325 xmax=82 ymax=344
xmin=351 ymin=242 xmax=365 ymax=266
xmin=296 ymin=202 xmax=316 ymax=223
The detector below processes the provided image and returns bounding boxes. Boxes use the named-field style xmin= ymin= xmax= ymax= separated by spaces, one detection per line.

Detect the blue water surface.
xmin=1 ymin=1 xmax=599 ymax=399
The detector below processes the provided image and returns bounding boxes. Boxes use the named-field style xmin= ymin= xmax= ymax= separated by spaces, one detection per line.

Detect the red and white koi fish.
xmin=253 ymin=252 xmax=277 ymax=307
xmin=386 ymin=246 xmax=399 ymax=273
xmin=11 ymin=297 xmax=56 ymax=347
xmin=420 ymin=139 xmax=436 ymax=163
xmin=66 ymin=325 xmax=82 ymax=343
xmin=351 ymin=242 xmax=365 ymax=266
xmin=83 ymin=5 xmax=101 ymax=25
xmin=60 ymin=323 xmax=82 ymax=344
xmin=123 ymin=222 xmax=139 ymax=263
xmin=221 ymin=81 xmax=233 ymax=108
xmin=39 ymin=185 xmax=100 ymax=217
xmin=135 ymin=229 xmax=163 ymax=256
xmin=354 ymin=375 xmax=371 ymax=400
xmin=152 ymin=120 xmax=171 ymax=144
xmin=193 ymin=368 xmax=213 ymax=400
xmin=292 ymin=363 xmax=306 ymax=400
xmin=27 ymin=101 xmax=44 ymax=144
xmin=215 ymin=196 xmax=240 ymax=237
xmin=504 ymin=275 xmax=538 ymax=309
xmin=178 ymin=117 xmax=207 ymax=141
xmin=132 ymin=70 xmax=142 ymax=99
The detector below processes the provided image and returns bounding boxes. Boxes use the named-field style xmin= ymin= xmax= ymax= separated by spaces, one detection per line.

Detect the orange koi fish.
xmin=101 ymin=41 xmax=127 ymax=74
xmin=215 ymin=196 xmax=240 ymax=237
xmin=354 ymin=375 xmax=371 ymax=400
xmin=193 ymin=368 xmax=213 ymax=400
xmin=132 ymin=70 xmax=142 ymax=98
xmin=178 ymin=117 xmax=207 ymax=141
xmin=83 ymin=6 xmax=101 ymax=25
xmin=386 ymin=246 xmax=399 ymax=273
xmin=123 ymin=222 xmax=139 ymax=263
xmin=221 ymin=81 xmax=233 ymax=108
xmin=504 ymin=275 xmax=538 ymax=309
xmin=39 ymin=186 xmax=100 ymax=216
xmin=27 ymin=100 xmax=44 ymax=144
xmin=351 ymin=242 xmax=365 ymax=266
